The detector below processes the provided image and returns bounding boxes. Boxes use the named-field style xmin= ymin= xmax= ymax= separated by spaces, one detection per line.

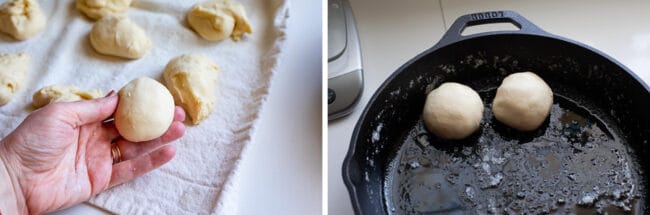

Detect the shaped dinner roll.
xmin=0 ymin=0 xmax=46 ymax=40
xmin=32 ymin=85 xmax=103 ymax=109
xmin=187 ymin=0 xmax=252 ymax=41
xmin=90 ymin=15 xmax=151 ymax=59
xmin=115 ymin=77 xmax=175 ymax=142
xmin=422 ymin=82 xmax=484 ymax=139
xmin=0 ymin=53 xmax=29 ymax=105
xmin=163 ymin=54 xmax=220 ymax=125
xmin=492 ymin=72 xmax=553 ymax=131
xmin=76 ymin=0 xmax=132 ymax=20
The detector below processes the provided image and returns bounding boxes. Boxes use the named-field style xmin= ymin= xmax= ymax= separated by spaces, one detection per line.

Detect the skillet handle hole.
xmin=461 ymin=21 xmax=521 ymax=36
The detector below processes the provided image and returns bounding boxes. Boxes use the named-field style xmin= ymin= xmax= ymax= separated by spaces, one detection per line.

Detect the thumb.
xmin=60 ymin=92 xmax=119 ymax=126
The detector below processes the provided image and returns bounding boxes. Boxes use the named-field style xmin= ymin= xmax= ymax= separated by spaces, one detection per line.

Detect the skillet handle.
xmin=435 ymin=10 xmax=547 ymax=48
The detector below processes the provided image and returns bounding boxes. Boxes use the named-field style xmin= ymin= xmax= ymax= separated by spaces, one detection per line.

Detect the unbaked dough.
xmin=90 ymin=15 xmax=151 ymax=59
xmin=163 ymin=54 xmax=219 ymax=125
xmin=187 ymin=0 xmax=252 ymax=41
xmin=76 ymin=0 xmax=132 ymax=20
xmin=0 ymin=53 xmax=29 ymax=105
xmin=0 ymin=0 xmax=46 ymax=40
xmin=32 ymin=85 xmax=103 ymax=109
xmin=422 ymin=82 xmax=484 ymax=139
xmin=492 ymin=72 xmax=553 ymax=131
xmin=115 ymin=77 xmax=174 ymax=142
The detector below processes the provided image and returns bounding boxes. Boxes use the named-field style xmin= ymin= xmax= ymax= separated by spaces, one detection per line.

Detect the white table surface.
xmin=327 ymin=0 xmax=650 ymax=214
xmin=53 ymin=0 xmax=323 ymax=214
xmin=236 ymin=0 xmax=322 ymax=213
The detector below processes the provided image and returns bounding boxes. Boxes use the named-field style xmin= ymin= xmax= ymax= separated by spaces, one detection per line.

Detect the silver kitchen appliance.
xmin=328 ymin=0 xmax=363 ymax=120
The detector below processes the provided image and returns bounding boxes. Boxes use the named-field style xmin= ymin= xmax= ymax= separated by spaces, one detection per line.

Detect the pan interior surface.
xmin=384 ymin=89 xmax=645 ymax=214
xmin=345 ymin=34 xmax=650 ymax=215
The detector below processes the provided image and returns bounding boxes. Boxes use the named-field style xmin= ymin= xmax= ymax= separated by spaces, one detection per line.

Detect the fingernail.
xmin=105 ymin=90 xmax=116 ymax=97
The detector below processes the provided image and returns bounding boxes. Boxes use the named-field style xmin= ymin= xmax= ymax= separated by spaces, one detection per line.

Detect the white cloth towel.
xmin=0 ymin=0 xmax=289 ymax=214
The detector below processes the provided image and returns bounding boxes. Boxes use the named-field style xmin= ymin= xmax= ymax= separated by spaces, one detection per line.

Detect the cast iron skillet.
xmin=343 ymin=11 xmax=650 ymax=214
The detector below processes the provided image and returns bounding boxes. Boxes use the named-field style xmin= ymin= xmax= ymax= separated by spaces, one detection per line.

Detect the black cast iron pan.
xmin=343 ymin=11 xmax=650 ymax=214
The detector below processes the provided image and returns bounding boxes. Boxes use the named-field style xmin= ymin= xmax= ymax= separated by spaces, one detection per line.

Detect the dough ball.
xmin=0 ymin=0 xmax=46 ymax=40
xmin=0 ymin=53 xmax=29 ymax=105
xmin=115 ymin=77 xmax=174 ymax=142
xmin=493 ymin=72 xmax=553 ymax=131
xmin=76 ymin=0 xmax=131 ymax=20
xmin=187 ymin=0 xmax=252 ymax=41
xmin=163 ymin=54 xmax=219 ymax=125
xmin=422 ymin=82 xmax=484 ymax=139
xmin=32 ymin=85 xmax=103 ymax=109
xmin=90 ymin=15 xmax=151 ymax=59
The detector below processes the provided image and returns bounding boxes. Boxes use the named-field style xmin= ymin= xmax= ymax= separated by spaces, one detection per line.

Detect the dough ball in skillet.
xmin=492 ymin=72 xmax=553 ymax=131
xmin=422 ymin=82 xmax=484 ymax=140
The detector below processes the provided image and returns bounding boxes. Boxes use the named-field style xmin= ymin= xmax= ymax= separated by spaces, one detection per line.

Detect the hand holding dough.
xmin=187 ymin=0 xmax=252 ymax=41
xmin=163 ymin=54 xmax=220 ymax=124
xmin=115 ymin=77 xmax=174 ymax=142
xmin=0 ymin=0 xmax=46 ymax=40
xmin=90 ymin=15 xmax=151 ymax=59
xmin=77 ymin=0 xmax=132 ymax=20
xmin=492 ymin=72 xmax=553 ymax=131
xmin=0 ymin=53 xmax=29 ymax=105
xmin=32 ymin=85 xmax=103 ymax=108
xmin=422 ymin=82 xmax=484 ymax=140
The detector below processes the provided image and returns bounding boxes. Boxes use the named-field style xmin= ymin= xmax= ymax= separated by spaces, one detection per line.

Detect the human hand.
xmin=0 ymin=93 xmax=186 ymax=214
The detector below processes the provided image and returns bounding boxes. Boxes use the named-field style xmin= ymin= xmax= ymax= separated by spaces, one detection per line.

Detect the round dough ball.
xmin=115 ymin=77 xmax=174 ymax=142
xmin=90 ymin=15 xmax=151 ymax=59
xmin=76 ymin=0 xmax=132 ymax=20
xmin=492 ymin=72 xmax=553 ymax=131
xmin=187 ymin=0 xmax=252 ymax=41
xmin=422 ymin=82 xmax=484 ymax=139
xmin=0 ymin=0 xmax=46 ymax=40
xmin=163 ymin=54 xmax=220 ymax=125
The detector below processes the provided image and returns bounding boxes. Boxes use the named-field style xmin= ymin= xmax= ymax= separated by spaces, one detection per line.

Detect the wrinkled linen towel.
xmin=0 ymin=0 xmax=289 ymax=214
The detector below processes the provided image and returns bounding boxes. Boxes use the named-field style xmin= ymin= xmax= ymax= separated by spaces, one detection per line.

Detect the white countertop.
xmin=53 ymin=0 xmax=322 ymax=214
xmin=328 ymin=0 xmax=650 ymax=214
xmin=236 ymin=0 xmax=322 ymax=213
